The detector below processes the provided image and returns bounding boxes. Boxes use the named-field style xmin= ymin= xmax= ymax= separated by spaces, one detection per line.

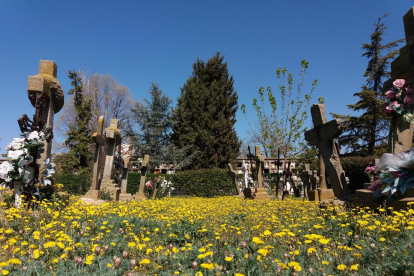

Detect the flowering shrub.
xmin=369 ymin=149 xmax=414 ymax=198
xmin=384 ymin=79 xmax=414 ymax=122
xmin=0 ymin=196 xmax=413 ymax=275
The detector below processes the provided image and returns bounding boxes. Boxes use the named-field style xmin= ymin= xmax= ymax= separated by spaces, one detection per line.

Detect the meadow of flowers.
xmin=0 ymin=196 xmax=413 ymax=275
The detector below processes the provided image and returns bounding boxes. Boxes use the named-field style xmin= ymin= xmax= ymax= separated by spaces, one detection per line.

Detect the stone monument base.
xmin=134 ymin=192 xmax=147 ymax=201
xmin=387 ymin=188 xmax=414 ymax=211
xmin=80 ymin=197 xmax=106 ymax=205
xmin=119 ymin=193 xmax=134 ymax=201
xmin=83 ymin=189 xmax=101 ymax=200
xmin=254 ymin=187 xmax=271 ymax=200
xmin=318 ymin=189 xmax=335 ymax=201
xmin=100 ymin=179 xmax=120 ymax=201
xmin=355 ymin=189 xmax=378 ymax=209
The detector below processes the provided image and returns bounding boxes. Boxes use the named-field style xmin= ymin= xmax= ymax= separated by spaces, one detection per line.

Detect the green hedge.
xmin=341 ymin=156 xmax=372 ymax=192
xmin=53 ymin=173 xmax=92 ymax=195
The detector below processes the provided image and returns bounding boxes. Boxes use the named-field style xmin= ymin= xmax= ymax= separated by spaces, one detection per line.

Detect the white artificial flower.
xmin=0 ymin=161 xmax=14 ymax=182
xmin=376 ymin=148 xmax=414 ymax=171
xmin=26 ymin=131 xmax=39 ymax=141
xmin=6 ymin=138 xmax=25 ymax=150
xmin=7 ymin=149 xmax=26 ymax=160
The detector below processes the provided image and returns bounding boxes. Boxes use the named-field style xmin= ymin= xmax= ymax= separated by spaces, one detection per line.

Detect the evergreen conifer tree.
xmin=62 ymin=71 xmax=93 ymax=174
xmin=332 ymin=15 xmax=403 ymax=155
xmin=172 ymin=52 xmax=241 ymax=169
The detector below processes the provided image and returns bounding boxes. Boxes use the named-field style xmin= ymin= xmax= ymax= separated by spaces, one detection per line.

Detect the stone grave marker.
xmin=83 ymin=116 xmax=105 ymax=200
xmin=357 ymin=8 xmax=414 ymax=210
xmin=134 ymin=154 xmax=150 ymax=201
xmin=100 ymin=118 xmax=122 ymax=201
xmin=119 ymin=156 xmax=134 ymax=201
xmin=254 ymin=146 xmax=271 ymax=199
xmin=227 ymin=163 xmax=241 ymax=196
xmin=152 ymin=176 xmax=163 ymax=199
xmin=305 ymin=104 xmax=349 ymax=199
xmin=300 ymin=164 xmax=312 ymax=198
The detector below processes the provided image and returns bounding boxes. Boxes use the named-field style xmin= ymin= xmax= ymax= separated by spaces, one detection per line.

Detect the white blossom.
xmin=7 ymin=149 xmax=26 ymax=160
xmin=26 ymin=131 xmax=40 ymax=141
xmin=0 ymin=161 xmax=14 ymax=182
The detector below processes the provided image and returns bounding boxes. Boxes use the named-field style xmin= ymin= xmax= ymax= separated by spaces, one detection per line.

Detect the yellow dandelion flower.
xmin=337 ymin=264 xmax=346 ymax=270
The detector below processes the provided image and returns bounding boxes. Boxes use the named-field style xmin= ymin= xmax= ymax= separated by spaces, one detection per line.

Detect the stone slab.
xmin=254 ymin=188 xmax=271 ymax=200
xmin=355 ymin=189 xmax=378 ymax=209
xmin=119 ymin=193 xmax=134 ymax=201
xmin=80 ymin=197 xmax=106 ymax=205
xmin=318 ymin=189 xmax=335 ymax=201
xmin=83 ymin=189 xmax=101 ymax=200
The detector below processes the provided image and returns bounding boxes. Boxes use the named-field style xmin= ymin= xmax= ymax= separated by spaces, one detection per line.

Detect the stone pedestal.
xmin=355 ymin=189 xmax=378 ymax=209
xmin=319 ymin=189 xmax=335 ymax=201
xmin=308 ymin=190 xmax=319 ymax=202
xmin=387 ymin=188 xmax=414 ymax=211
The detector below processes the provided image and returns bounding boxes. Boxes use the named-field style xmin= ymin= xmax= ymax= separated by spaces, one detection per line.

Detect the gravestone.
xmin=152 ymin=176 xmax=163 ymax=199
xmin=27 ymin=60 xmax=64 ymax=170
xmin=83 ymin=116 xmax=105 ymax=200
xmin=305 ymin=104 xmax=349 ymax=199
xmin=100 ymin=119 xmax=122 ymax=201
xmin=300 ymin=164 xmax=312 ymax=198
xmin=119 ymin=156 xmax=134 ymax=201
xmin=254 ymin=146 xmax=271 ymax=199
xmin=227 ymin=163 xmax=241 ymax=196
xmin=308 ymin=170 xmax=320 ymax=201
xmin=134 ymin=154 xmax=150 ymax=201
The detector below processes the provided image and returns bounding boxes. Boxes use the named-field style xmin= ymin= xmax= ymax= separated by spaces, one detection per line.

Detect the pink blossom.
xmin=393 ymin=79 xmax=406 ymax=88
xmin=385 ymin=90 xmax=395 ymax=99
xmin=392 ymin=171 xmax=401 ymax=178
xmin=404 ymin=95 xmax=413 ymax=105
xmin=145 ymin=180 xmax=153 ymax=189
xmin=395 ymin=92 xmax=402 ymax=98
xmin=406 ymin=84 xmax=413 ymax=95
xmin=385 ymin=104 xmax=395 ymax=114
xmin=392 ymin=101 xmax=400 ymax=108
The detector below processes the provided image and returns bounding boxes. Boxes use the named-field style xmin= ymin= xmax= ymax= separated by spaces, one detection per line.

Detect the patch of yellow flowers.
xmin=0 ymin=196 xmax=413 ymax=275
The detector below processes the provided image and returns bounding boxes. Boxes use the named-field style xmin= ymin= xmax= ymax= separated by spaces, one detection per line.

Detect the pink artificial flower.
xmin=385 ymin=90 xmax=395 ymax=99
xmin=395 ymin=92 xmax=402 ymax=98
xmin=392 ymin=171 xmax=401 ymax=178
xmin=404 ymin=95 xmax=413 ymax=105
xmin=145 ymin=181 xmax=153 ymax=189
xmin=406 ymin=84 xmax=413 ymax=95
xmin=393 ymin=79 xmax=406 ymax=88
xmin=392 ymin=101 xmax=400 ymax=108
xmin=364 ymin=166 xmax=372 ymax=173
xmin=385 ymin=104 xmax=395 ymax=114
xmin=368 ymin=180 xmax=382 ymax=191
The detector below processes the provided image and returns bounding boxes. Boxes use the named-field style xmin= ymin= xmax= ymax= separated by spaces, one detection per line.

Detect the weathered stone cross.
xmin=83 ymin=116 xmax=105 ymax=200
xmin=227 ymin=163 xmax=241 ymax=196
xmin=134 ymin=154 xmax=150 ymax=201
xmin=253 ymin=145 xmax=271 ymax=199
xmin=304 ymin=104 xmax=349 ymax=198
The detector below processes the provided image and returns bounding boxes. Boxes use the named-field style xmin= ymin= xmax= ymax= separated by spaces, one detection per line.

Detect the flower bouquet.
xmin=368 ymin=149 xmax=414 ymax=199
xmin=383 ymin=79 xmax=414 ymax=122
xmin=0 ymin=129 xmax=55 ymax=206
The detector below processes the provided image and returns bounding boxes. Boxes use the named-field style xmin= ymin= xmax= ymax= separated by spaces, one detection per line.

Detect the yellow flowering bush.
xmin=0 ymin=196 xmax=413 ymax=275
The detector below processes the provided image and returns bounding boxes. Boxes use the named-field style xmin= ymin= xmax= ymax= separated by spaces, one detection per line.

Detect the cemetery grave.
xmin=2 ymin=6 xmax=414 ymax=276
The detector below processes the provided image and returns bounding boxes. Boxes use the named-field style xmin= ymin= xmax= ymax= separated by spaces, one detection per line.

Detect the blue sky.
xmin=0 ymin=1 xmax=412 ymax=154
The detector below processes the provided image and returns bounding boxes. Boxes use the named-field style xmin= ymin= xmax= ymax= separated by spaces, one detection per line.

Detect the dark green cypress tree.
xmin=172 ymin=52 xmax=241 ymax=169
xmin=332 ymin=15 xmax=403 ymax=155
xmin=62 ymin=71 xmax=93 ymax=174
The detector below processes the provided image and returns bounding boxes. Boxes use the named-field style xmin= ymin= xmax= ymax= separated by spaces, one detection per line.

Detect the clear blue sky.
xmin=0 ymin=1 xmax=412 ymax=154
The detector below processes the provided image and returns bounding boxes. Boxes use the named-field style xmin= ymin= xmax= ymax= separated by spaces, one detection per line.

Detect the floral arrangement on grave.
xmin=0 ymin=129 xmax=55 ymax=196
xmin=145 ymin=180 xmax=153 ymax=189
xmin=364 ymin=163 xmax=376 ymax=182
xmin=383 ymin=79 xmax=414 ymax=122
xmin=368 ymin=149 xmax=414 ymax=198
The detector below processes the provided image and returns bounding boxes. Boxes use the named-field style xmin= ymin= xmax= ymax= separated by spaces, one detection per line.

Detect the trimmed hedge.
xmin=53 ymin=173 xmax=92 ymax=195
xmin=341 ymin=156 xmax=372 ymax=192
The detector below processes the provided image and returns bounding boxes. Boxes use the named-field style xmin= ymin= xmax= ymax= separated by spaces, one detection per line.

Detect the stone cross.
xmin=83 ymin=116 xmax=105 ymax=200
xmin=119 ymin=156 xmax=134 ymax=201
xmin=304 ymin=104 xmax=349 ymax=198
xmin=242 ymin=160 xmax=249 ymax=188
xmin=253 ymin=146 xmax=270 ymax=199
xmin=134 ymin=154 xmax=150 ymax=201
xmin=227 ymin=163 xmax=240 ymax=195
xmin=300 ymin=164 xmax=312 ymax=198
xmin=383 ymin=8 xmax=414 ymax=154
xmin=152 ymin=176 xmax=163 ymax=199
xmin=26 ymin=60 xmax=64 ymax=169
xmin=100 ymin=118 xmax=122 ymax=200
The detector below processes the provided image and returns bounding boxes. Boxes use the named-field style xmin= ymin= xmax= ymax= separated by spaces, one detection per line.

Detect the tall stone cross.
xmin=119 ymin=156 xmax=134 ymax=201
xmin=300 ymin=164 xmax=312 ymax=198
xmin=383 ymin=7 xmax=414 ymax=154
xmin=304 ymin=104 xmax=349 ymax=198
xmin=134 ymin=154 xmax=150 ymax=201
xmin=83 ymin=116 xmax=105 ymax=200
xmin=253 ymin=146 xmax=271 ymax=199
xmin=26 ymin=60 xmax=64 ymax=168
xmin=100 ymin=118 xmax=122 ymax=200
xmin=227 ymin=163 xmax=241 ymax=195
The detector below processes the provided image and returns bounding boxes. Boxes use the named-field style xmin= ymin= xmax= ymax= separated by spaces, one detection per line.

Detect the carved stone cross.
xmin=26 ymin=60 xmax=64 ymax=168
xmin=304 ymin=104 xmax=349 ymax=198
xmin=134 ymin=154 xmax=150 ymax=201
xmin=300 ymin=164 xmax=312 ymax=198
xmin=83 ymin=116 xmax=105 ymax=200
xmin=253 ymin=146 xmax=270 ymax=199
xmin=119 ymin=156 xmax=134 ymax=201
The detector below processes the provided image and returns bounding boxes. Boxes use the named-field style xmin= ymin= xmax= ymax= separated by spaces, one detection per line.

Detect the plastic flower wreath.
xmin=383 ymin=79 xmax=414 ymax=122
xmin=368 ymin=148 xmax=414 ymax=198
